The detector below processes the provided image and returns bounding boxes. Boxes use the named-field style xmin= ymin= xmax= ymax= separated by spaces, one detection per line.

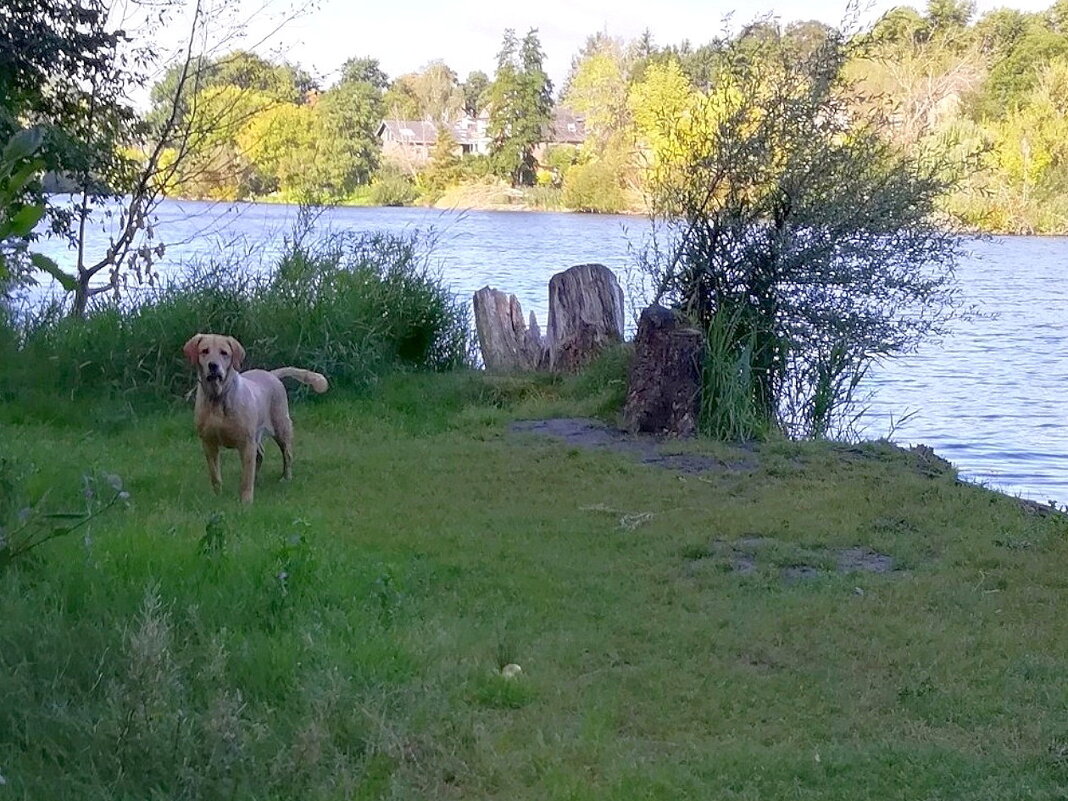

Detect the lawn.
xmin=1 ymin=371 xmax=1066 ymax=800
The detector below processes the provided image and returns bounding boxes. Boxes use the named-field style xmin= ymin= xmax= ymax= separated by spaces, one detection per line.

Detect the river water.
xmin=26 ymin=199 xmax=1068 ymax=503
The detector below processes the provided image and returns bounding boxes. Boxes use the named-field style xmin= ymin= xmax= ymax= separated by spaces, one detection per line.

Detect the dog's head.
xmin=183 ymin=333 xmax=245 ymax=393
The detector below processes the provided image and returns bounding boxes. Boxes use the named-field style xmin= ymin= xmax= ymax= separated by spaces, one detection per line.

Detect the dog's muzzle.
xmin=202 ymin=366 xmax=225 ymax=392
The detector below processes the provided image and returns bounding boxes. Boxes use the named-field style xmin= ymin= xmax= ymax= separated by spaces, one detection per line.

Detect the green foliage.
xmin=562 ymin=44 xmax=631 ymax=151
xmin=0 ymin=128 xmax=62 ymax=290
xmin=462 ymin=70 xmax=490 ymax=116
xmin=638 ymin=25 xmax=967 ymax=439
xmin=339 ymin=56 xmax=390 ymax=91
xmin=972 ymin=24 xmax=1068 ymax=118
xmin=369 ymin=166 xmax=419 ymax=206
xmin=700 ymin=306 xmax=776 ymax=441
xmin=310 ymin=81 xmax=383 ymax=196
xmin=561 ymin=156 xmax=626 ymax=213
xmin=0 ymin=461 xmax=128 ymax=570
xmin=488 ymin=29 xmax=554 ymax=186
xmin=419 ymin=130 xmax=463 ymax=194
xmin=235 ymin=103 xmax=318 ymax=197
xmin=383 ymin=62 xmax=464 ymax=124
xmin=0 ymin=0 xmax=141 ymax=297
xmin=148 ymin=50 xmax=312 ymax=133
xmin=4 ymin=225 xmax=470 ymax=407
xmin=2 ymin=365 xmax=1068 ymax=797
xmin=0 ymin=0 xmax=134 ymax=192
xmin=157 ymin=56 xmax=383 ymax=203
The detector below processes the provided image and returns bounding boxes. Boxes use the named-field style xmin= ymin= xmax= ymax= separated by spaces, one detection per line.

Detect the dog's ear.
xmin=227 ymin=336 xmax=246 ymax=371
xmin=182 ymin=334 xmax=203 ymax=366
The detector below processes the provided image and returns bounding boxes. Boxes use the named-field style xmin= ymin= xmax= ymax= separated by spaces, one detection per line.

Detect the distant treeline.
xmin=146 ymin=1 xmax=1068 ymax=233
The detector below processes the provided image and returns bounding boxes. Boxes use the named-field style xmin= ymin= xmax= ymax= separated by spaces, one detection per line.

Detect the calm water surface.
xmin=29 ymin=199 xmax=1068 ymax=503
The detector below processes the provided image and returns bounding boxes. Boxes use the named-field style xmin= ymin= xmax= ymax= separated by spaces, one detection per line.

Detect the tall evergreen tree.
xmin=487 ymin=28 xmax=553 ymax=186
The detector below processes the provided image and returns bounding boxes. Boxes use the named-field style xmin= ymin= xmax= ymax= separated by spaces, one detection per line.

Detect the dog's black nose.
xmin=208 ymin=361 xmax=220 ymax=373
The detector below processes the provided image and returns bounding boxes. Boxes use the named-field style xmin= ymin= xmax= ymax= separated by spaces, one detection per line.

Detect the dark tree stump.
xmin=623 ymin=304 xmax=704 ymax=436
xmin=547 ymin=264 xmax=625 ymax=373
xmin=473 ymin=287 xmax=546 ymax=371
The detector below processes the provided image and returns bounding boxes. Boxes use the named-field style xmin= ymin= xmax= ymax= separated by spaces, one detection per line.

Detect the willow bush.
xmin=635 ymin=22 xmax=970 ymax=439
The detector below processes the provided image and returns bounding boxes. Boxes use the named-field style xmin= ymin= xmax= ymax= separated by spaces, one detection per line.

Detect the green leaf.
xmin=2 ymin=128 xmax=44 ymax=164
xmin=7 ymin=159 xmax=46 ymax=193
xmin=29 ymin=253 xmax=77 ymax=292
xmin=7 ymin=203 xmax=45 ymax=237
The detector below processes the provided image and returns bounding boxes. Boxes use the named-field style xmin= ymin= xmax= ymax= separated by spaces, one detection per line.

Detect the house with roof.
xmin=377 ymin=108 xmax=586 ymax=170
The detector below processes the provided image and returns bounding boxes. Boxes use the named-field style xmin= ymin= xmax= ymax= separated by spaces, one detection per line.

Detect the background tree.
xmin=461 ymin=71 xmax=490 ymax=116
xmin=638 ymin=25 xmax=968 ymax=439
xmin=235 ymin=102 xmax=317 ymax=197
xmin=408 ymin=61 xmax=465 ymax=124
xmin=562 ymin=36 xmax=631 ymax=149
xmin=0 ymin=0 xmax=139 ymax=308
xmin=926 ymin=0 xmax=976 ymax=33
xmin=147 ymin=50 xmax=312 ymax=134
xmin=382 ymin=75 xmax=422 ymax=119
xmin=972 ymin=22 xmax=1068 ymax=118
xmin=339 ymin=56 xmax=390 ymax=91
xmin=309 ymin=80 xmax=383 ymax=198
xmin=487 ymin=29 xmax=553 ymax=186
xmin=381 ymin=62 xmax=463 ymax=123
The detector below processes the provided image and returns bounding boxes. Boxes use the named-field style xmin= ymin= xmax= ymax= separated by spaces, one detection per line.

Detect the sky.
xmin=139 ymin=0 xmax=1056 ymax=103
xmin=258 ymin=0 xmax=1055 ymax=91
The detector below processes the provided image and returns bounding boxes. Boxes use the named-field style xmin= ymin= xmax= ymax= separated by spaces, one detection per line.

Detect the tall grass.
xmin=699 ymin=306 xmax=775 ymax=441
xmin=1 ymin=226 xmax=472 ymax=413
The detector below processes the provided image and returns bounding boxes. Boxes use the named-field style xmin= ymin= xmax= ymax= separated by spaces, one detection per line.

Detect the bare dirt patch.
xmin=509 ymin=418 xmax=754 ymax=475
xmin=689 ymin=537 xmax=898 ymax=583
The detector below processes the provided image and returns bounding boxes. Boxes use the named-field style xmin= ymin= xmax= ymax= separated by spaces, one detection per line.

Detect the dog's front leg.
xmin=202 ymin=440 xmax=222 ymax=494
xmin=239 ymin=442 xmax=258 ymax=504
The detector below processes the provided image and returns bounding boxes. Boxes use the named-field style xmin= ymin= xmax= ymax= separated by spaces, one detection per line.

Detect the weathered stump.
xmin=547 ymin=264 xmax=625 ymax=373
xmin=623 ymin=304 xmax=704 ymax=436
xmin=472 ymin=287 xmax=546 ymax=371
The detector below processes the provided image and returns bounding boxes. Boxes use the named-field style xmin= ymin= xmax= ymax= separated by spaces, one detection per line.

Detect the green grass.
xmin=2 ymin=228 xmax=471 ymax=416
xmin=1 ymin=370 xmax=1067 ymax=799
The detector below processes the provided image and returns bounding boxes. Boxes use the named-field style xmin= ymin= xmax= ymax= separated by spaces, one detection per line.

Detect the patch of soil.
xmin=691 ymin=536 xmax=898 ymax=583
xmin=780 ymin=565 xmax=826 ymax=584
xmin=836 ymin=547 xmax=895 ymax=574
xmin=509 ymin=418 xmax=754 ymax=475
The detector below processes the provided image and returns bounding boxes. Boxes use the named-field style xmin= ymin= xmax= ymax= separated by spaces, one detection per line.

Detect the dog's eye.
xmin=221 ymin=351 xmax=229 ymax=357
xmin=200 ymin=348 xmax=209 ymax=355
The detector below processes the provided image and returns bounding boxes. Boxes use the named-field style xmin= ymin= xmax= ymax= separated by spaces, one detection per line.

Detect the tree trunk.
xmin=623 ymin=304 xmax=704 ymax=436
xmin=546 ymin=263 xmax=625 ymax=373
xmin=472 ymin=287 xmax=546 ymax=371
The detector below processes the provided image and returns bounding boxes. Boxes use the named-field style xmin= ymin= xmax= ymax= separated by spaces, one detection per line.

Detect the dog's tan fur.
xmin=183 ymin=333 xmax=328 ymax=504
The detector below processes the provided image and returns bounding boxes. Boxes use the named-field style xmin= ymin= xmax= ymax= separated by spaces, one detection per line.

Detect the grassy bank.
xmin=1 ymin=363 xmax=1067 ymax=799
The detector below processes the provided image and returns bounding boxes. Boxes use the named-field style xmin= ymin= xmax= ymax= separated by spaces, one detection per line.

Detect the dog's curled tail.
xmin=272 ymin=367 xmax=329 ymax=393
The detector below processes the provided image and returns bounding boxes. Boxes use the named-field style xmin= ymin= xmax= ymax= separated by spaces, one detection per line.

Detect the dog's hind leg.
xmin=274 ymin=415 xmax=294 ymax=481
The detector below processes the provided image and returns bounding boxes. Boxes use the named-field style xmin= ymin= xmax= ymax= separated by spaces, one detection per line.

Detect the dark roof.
xmin=377 ymin=120 xmax=439 ymax=145
xmin=547 ymin=108 xmax=586 ymax=144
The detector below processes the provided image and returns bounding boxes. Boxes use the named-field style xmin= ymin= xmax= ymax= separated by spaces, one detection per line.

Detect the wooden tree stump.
xmin=623 ymin=304 xmax=704 ymax=436
xmin=472 ymin=287 xmax=546 ymax=371
xmin=547 ymin=263 xmax=625 ymax=373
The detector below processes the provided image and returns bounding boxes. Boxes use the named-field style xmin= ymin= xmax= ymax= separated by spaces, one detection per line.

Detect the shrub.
xmin=4 ymin=226 xmax=472 ymax=407
xmin=562 ymin=158 xmax=626 ymax=213
xmin=636 ymin=25 xmax=968 ymax=439
xmin=368 ymin=166 xmax=418 ymax=206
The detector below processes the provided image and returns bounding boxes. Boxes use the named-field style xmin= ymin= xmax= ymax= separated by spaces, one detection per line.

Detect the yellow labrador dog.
xmin=184 ymin=333 xmax=328 ymax=504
